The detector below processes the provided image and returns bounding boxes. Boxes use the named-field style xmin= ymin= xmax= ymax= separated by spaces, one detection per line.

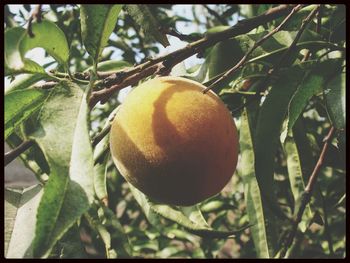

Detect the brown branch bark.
xmin=89 ymin=4 xmax=300 ymax=109
xmin=89 ymin=64 xmax=160 ymax=107
xmin=278 ymin=126 xmax=335 ymax=258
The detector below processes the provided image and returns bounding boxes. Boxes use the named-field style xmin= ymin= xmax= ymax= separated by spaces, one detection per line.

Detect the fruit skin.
xmin=110 ymin=76 xmax=239 ymax=206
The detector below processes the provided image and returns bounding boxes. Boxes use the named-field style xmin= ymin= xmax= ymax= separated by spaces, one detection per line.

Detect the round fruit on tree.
xmin=110 ymin=76 xmax=238 ymax=206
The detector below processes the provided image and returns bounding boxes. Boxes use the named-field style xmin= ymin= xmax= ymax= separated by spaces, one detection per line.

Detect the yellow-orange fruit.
xmin=110 ymin=76 xmax=238 ymax=206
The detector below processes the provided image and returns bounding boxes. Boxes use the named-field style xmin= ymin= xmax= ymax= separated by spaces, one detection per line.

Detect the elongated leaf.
xmin=129 ymin=184 xmax=249 ymax=238
xmin=283 ymin=127 xmax=313 ymax=232
xmin=252 ymin=63 xmax=314 ymax=256
xmin=29 ymin=81 xmax=94 ymax=258
xmin=50 ymin=224 xmax=88 ymax=258
xmin=5 ymin=27 xmax=44 ymax=75
xmin=19 ymin=20 xmax=69 ymax=65
xmin=281 ymin=59 xmax=344 ymax=142
xmin=125 ymin=5 xmax=170 ymax=47
xmin=180 ymin=206 xmax=210 ymax=228
xmin=5 ymin=73 xmax=49 ymax=94
xmin=84 ymin=60 xmax=131 ymax=74
xmin=5 ymin=88 xmax=49 ymax=140
xmin=252 ymin=68 xmax=296 ymax=231
xmin=324 ymin=72 xmax=345 ymax=130
xmin=94 ymin=153 xmax=109 ymax=205
xmin=87 ymin=207 xmax=132 ymax=258
xmin=93 ymin=106 xmax=120 ymax=204
xmin=255 ymin=62 xmax=316 ymax=211
xmin=240 ymin=109 xmax=270 ymax=258
xmin=5 ymin=185 xmax=43 ymax=258
xmin=80 ymin=4 xmax=123 ymax=62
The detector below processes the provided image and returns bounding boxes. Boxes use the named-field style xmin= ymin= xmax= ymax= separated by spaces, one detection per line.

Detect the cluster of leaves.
xmin=4 ymin=4 xmax=345 ymax=258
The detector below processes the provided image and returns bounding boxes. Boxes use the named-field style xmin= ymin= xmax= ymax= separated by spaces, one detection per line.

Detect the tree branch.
xmin=279 ymin=126 xmax=335 ymax=258
xmin=5 ymin=140 xmax=35 ymax=167
xmin=203 ymin=4 xmax=304 ymax=93
xmin=89 ymin=64 xmax=160 ymax=107
xmin=88 ymin=4 xmax=300 ymax=108
xmin=34 ymin=81 xmax=58 ymax=89
xmin=226 ymin=5 xmax=320 ymax=113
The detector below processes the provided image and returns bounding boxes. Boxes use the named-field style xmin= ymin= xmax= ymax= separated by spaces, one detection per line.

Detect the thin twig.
xmin=91 ymin=125 xmax=111 ymax=148
xmin=160 ymin=27 xmax=203 ymax=42
xmin=274 ymin=5 xmax=320 ymax=70
xmin=5 ymin=140 xmax=35 ymax=167
xmin=203 ymin=5 xmax=228 ymax=26
xmin=203 ymin=4 xmax=304 ymax=93
xmin=88 ymin=5 xmax=300 ymax=108
xmin=231 ymin=5 xmax=320 ymax=113
xmin=27 ymin=4 xmax=42 ymax=38
xmin=304 ymin=5 xmax=323 ymax=61
xmin=34 ymin=81 xmax=58 ymax=89
xmin=279 ymin=126 xmax=335 ymax=258
xmin=305 ymin=127 xmax=335 ymax=193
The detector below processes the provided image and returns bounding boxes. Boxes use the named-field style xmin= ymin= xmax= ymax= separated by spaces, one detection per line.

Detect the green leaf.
xmin=254 ymin=64 xmax=307 ymax=224
xmin=80 ymin=4 xmax=123 ymax=63
xmin=5 ymin=27 xmax=45 ymax=75
xmin=324 ymin=72 xmax=345 ymax=130
xmin=29 ymin=81 xmax=95 ymax=258
xmin=200 ymin=200 xmax=226 ymax=213
xmin=19 ymin=20 xmax=69 ymax=65
xmin=84 ymin=60 xmax=132 ymax=74
xmin=85 ymin=205 xmax=131 ymax=258
xmin=51 ymin=224 xmax=88 ymax=258
xmin=93 ymin=106 xmax=120 ymax=204
xmin=240 ymin=109 xmax=271 ymax=258
xmin=5 ymin=185 xmax=43 ymax=258
xmin=5 ymin=73 xmax=49 ymax=95
xmin=94 ymin=153 xmax=109 ymax=205
xmin=125 ymin=5 xmax=170 ymax=47
xmin=282 ymin=121 xmax=313 ymax=232
xmin=324 ymin=70 xmax=345 ymax=161
xmin=5 ymin=88 xmax=49 ymax=140
xmin=129 ymin=184 xmax=249 ymax=238
xmin=252 ymin=63 xmax=315 ymax=256
xmin=281 ymin=59 xmax=344 ymax=142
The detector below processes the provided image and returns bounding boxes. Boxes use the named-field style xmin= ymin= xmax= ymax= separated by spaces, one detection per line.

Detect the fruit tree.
xmin=4 ymin=4 xmax=345 ymax=259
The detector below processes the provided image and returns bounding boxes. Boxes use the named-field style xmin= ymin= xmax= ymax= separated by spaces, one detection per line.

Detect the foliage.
xmin=4 ymin=4 xmax=346 ymax=259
